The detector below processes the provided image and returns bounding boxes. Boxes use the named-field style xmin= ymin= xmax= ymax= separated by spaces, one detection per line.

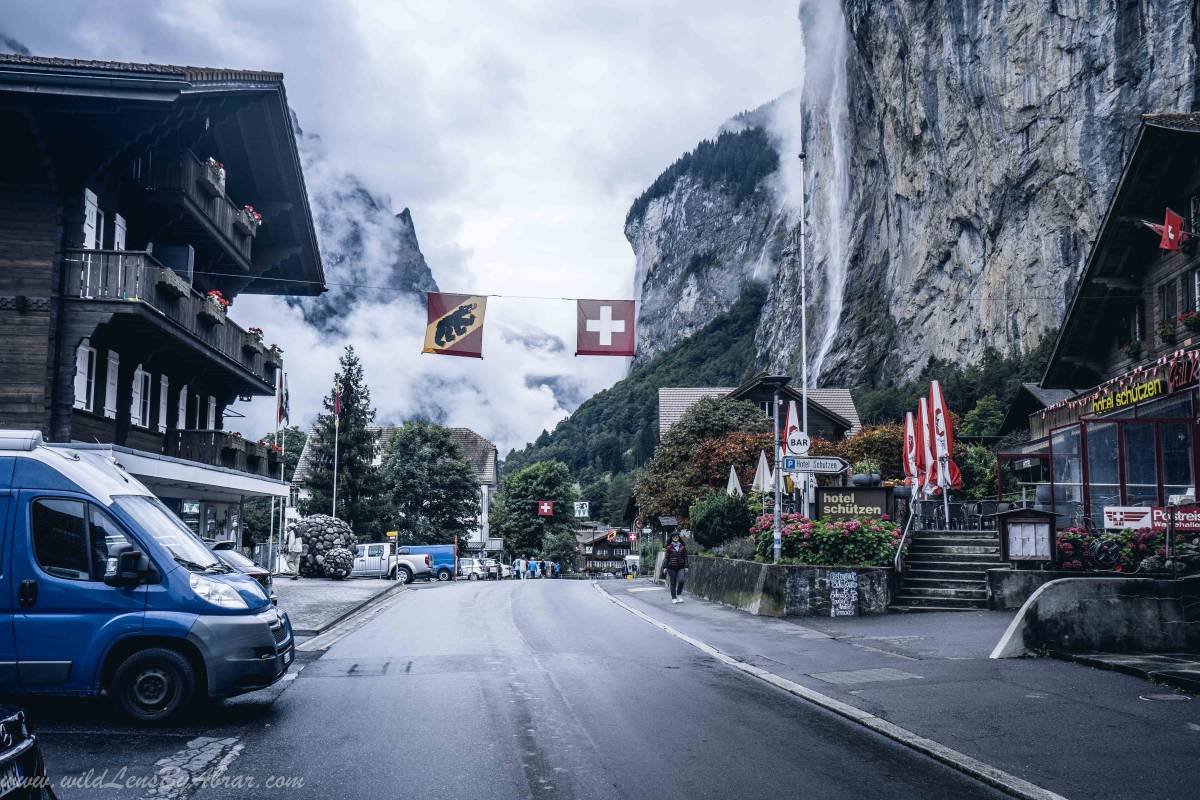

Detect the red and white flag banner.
xmin=917 ymin=398 xmax=937 ymax=496
xmin=903 ymin=411 xmax=919 ymax=487
xmin=1143 ymin=207 xmax=1189 ymax=251
xmin=576 ymin=299 xmax=636 ymax=356
xmin=537 ymin=500 xmax=555 ymax=517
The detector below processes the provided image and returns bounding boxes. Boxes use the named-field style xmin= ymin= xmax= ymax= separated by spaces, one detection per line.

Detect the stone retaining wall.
xmin=685 ymin=555 xmax=892 ymax=617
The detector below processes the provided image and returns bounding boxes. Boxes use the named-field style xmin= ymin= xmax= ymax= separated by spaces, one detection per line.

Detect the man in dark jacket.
xmin=663 ymin=533 xmax=687 ymax=603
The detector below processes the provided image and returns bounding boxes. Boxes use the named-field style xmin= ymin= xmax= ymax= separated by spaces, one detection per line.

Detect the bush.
xmin=1057 ymin=526 xmax=1166 ymax=573
xmin=690 ymin=492 xmax=754 ymax=548
xmin=713 ymin=536 xmax=757 ymax=560
xmin=751 ymin=514 xmax=901 ymax=566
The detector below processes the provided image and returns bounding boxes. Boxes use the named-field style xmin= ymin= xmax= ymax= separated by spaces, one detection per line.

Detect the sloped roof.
xmin=0 ymin=52 xmax=283 ymax=84
xmin=291 ymin=424 xmax=498 ymax=487
xmin=1020 ymin=383 xmax=1079 ymax=407
xmin=658 ymin=384 xmax=862 ymax=438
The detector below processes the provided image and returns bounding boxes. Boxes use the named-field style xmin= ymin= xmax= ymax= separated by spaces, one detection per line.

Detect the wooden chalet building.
xmin=0 ymin=54 xmax=324 ymax=540
xmin=575 ymin=527 xmax=634 ymax=574
xmin=658 ymin=374 xmax=862 ymax=441
xmin=1004 ymin=114 xmax=1200 ymax=528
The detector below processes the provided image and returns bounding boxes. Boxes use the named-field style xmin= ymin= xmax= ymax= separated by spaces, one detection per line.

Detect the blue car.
xmin=0 ymin=430 xmax=293 ymax=723
xmin=398 ymin=544 xmax=456 ymax=581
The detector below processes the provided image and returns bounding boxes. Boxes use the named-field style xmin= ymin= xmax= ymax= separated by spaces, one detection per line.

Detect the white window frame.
xmin=178 ymin=385 xmax=188 ymax=431
xmin=206 ymin=396 xmax=217 ymax=430
xmin=130 ymin=364 xmax=152 ymax=428
xmin=158 ymin=375 xmax=170 ymax=433
xmin=103 ymin=351 xmax=120 ymax=419
xmin=73 ymin=339 xmax=97 ymax=412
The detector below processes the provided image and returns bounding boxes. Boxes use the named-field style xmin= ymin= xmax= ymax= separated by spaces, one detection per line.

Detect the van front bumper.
xmin=188 ymin=608 xmax=294 ymax=698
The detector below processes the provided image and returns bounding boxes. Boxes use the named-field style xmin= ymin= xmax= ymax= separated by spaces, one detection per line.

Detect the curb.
xmin=1055 ymin=652 xmax=1200 ymax=694
xmin=593 ymin=581 xmax=1067 ymax=800
xmin=290 ymin=580 xmax=407 ymax=636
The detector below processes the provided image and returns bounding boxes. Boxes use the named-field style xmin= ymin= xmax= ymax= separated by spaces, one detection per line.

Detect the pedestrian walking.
xmin=664 ymin=532 xmax=687 ymax=603
xmin=527 ymin=558 xmax=537 ymax=579
xmin=516 ymin=556 xmax=526 ymax=580
xmin=540 ymin=559 xmax=548 ymax=578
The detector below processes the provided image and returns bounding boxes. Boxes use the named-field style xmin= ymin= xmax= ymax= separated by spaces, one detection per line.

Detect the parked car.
xmin=0 ymin=704 xmax=54 ymax=798
xmin=458 ymin=557 xmax=487 ymax=580
xmin=0 ymin=429 xmax=294 ymax=723
xmin=399 ymin=544 xmax=456 ymax=581
xmin=351 ymin=542 xmax=431 ymax=583
xmin=211 ymin=547 xmax=277 ymax=606
xmin=481 ymin=558 xmax=501 ymax=580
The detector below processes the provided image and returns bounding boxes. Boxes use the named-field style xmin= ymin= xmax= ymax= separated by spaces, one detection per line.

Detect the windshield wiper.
xmin=174 ymin=555 xmax=230 ymax=574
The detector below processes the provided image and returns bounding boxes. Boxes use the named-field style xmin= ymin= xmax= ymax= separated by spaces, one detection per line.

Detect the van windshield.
xmin=113 ymin=496 xmax=225 ymax=572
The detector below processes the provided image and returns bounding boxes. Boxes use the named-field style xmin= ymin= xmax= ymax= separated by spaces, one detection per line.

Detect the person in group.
xmin=515 ymin=556 xmax=525 ymax=580
xmin=663 ymin=532 xmax=688 ymax=603
xmin=552 ymin=562 xmax=560 ymax=578
xmin=540 ymin=559 xmax=548 ymax=578
xmin=527 ymin=558 xmax=537 ymax=579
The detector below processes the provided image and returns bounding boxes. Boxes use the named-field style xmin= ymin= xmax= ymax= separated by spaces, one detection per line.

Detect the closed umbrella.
xmin=903 ymin=411 xmax=919 ymax=509
xmin=751 ymin=450 xmax=775 ymax=493
xmin=726 ymin=465 xmax=744 ymax=497
xmin=917 ymin=398 xmax=936 ymax=499
xmin=927 ymin=380 xmax=963 ymax=523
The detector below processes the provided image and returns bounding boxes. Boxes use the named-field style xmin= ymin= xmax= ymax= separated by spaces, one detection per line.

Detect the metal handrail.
xmin=893 ymin=499 xmax=918 ymax=573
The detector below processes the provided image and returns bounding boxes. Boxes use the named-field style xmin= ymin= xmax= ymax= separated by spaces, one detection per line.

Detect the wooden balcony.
xmin=134 ymin=150 xmax=254 ymax=267
xmin=64 ymin=249 xmax=278 ymax=387
xmin=164 ymin=429 xmax=281 ymax=477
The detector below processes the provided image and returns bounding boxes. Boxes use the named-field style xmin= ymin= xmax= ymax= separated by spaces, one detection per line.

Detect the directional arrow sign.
xmin=782 ymin=456 xmax=848 ymax=474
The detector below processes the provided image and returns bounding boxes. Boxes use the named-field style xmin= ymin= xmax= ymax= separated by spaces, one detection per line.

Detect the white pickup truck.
xmin=352 ymin=543 xmax=432 ymax=584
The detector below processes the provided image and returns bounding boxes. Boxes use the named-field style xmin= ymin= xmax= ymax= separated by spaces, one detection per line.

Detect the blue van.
xmin=0 ymin=430 xmax=293 ymax=722
xmin=397 ymin=544 xmax=455 ymax=581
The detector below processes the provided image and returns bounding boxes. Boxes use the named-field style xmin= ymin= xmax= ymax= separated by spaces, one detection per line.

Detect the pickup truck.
xmin=352 ymin=543 xmax=432 ymax=584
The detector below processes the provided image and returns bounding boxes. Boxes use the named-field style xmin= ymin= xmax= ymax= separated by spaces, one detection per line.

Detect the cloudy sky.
xmin=4 ymin=0 xmax=803 ymax=453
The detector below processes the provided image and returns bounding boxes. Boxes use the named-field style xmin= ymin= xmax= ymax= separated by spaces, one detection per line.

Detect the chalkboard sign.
xmin=829 ymin=571 xmax=858 ymax=617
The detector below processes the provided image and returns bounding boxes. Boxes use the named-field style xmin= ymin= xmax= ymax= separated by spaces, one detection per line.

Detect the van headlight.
xmin=189 ymin=573 xmax=248 ymax=609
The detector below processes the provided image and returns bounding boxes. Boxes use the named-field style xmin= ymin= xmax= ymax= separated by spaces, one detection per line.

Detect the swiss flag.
xmin=1145 ymin=208 xmax=1190 ymax=251
xmin=537 ymin=500 xmax=554 ymax=517
xmin=577 ymin=300 xmax=635 ymax=356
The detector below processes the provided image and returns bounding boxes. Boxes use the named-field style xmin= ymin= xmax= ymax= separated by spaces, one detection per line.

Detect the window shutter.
xmin=130 ymin=365 xmax=144 ymax=426
xmin=73 ymin=341 xmax=90 ymax=410
xmin=103 ymin=351 xmax=119 ymax=419
xmin=207 ymin=396 xmax=217 ymax=429
xmin=178 ymin=386 xmax=188 ymax=431
xmin=82 ymin=189 xmax=98 ymax=250
xmin=113 ymin=213 xmax=126 ymax=251
xmin=158 ymin=375 xmax=169 ymax=433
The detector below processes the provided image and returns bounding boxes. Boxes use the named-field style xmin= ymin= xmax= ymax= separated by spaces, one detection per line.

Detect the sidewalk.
xmin=274 ymin=576 xmax=404 ymax=636
xmin=600 ymin=579 xmax=1198 ymax=800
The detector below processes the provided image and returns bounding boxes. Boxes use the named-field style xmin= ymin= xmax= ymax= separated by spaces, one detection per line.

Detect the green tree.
xmin=379 ymin=421 xmax=481 ymax=545
xmin=635 ymin=397 xmax=766 ymax=524
xmin=603 ymin=473 xmax=635 ymax=525
xmin=541 ymin=529 xmax=580 ymax=572
xmin=689 ymin=492 xmax=753 ymax=549
xmin=492 ymin=461 xmax=578 ymax=558
xmin=242 ymin=426 xmax=307 ymax=544
xmin=960 ymin=395 xmax=1005 ymax=437
xmin=303 ymin=346 xmax=387 ymax=540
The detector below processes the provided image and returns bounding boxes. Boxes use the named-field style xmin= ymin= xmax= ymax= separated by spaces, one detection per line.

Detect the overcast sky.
xmin=4 ymin=0 xmax=803 ymax=453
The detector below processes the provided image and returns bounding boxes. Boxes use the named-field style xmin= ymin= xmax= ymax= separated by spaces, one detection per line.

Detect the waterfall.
xmin=808 ymin=4 xmax=851 ymax=383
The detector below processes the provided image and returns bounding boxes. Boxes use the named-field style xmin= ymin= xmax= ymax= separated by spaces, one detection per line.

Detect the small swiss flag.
xmin=577 ymin=300 xmax=635 ymax=356
xmin=1146 ymin=208 xmax=1190 ymax=251
xmin=537 ymin=501 xmax=554 ymax=517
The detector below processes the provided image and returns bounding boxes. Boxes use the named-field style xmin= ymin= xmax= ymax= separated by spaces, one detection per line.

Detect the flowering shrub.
xmin=248 ymin=326 xmax=265 ymax=338
xmin=751 ymin=513 xmax=901 ymax=566
xmin=1179 ymin=310 xmax=1200 ymax=332
xmin=1056 ymin=526 xmax=1167 ymax=572
xmin=206 ymin=289 xmax=230 ymax=308
xmin=242 ymin=204 xmax=263 ymax=223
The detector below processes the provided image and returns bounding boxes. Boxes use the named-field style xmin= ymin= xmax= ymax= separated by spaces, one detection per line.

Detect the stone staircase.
xmin=891 ymin=528 xmax=1002 ymax=611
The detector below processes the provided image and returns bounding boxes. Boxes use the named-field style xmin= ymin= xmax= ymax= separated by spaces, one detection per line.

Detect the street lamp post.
xmin=760 ymin=375 xmax=792 ymax=563
xmin=797 ymin=150 xmax=810 ymax=518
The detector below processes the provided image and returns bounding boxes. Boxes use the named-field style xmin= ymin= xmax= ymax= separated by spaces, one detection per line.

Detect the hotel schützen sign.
xmin=783 ymin=456 xmax=847 ymax=474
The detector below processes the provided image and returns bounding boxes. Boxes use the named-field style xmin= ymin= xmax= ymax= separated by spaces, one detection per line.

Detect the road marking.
xmin=810 ymin=667 xmax=923 ymax=685
xmin=593 ymin=582 xmax=1068 ymax=800
xmin=142 ymin=735 xmax=243 ymax=800
xmin=627 ymin=587 xmax=665 ymax=593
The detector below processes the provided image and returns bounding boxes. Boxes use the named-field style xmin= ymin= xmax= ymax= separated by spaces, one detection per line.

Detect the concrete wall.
xmin=991 ymin=575 xmax=1200 ymax=658
xmin=685 ymin=556 xmax=892 ymax=617
xmin=987 ymin=569 xmax=1120 ymax=610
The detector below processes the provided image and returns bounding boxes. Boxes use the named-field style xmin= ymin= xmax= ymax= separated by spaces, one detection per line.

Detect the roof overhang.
xmin=67 ymin=443 xmax=288 ymax=501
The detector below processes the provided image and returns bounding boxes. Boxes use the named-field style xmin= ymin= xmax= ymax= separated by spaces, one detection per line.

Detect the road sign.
xmin=782 ymin=456 xmax=847 ymax=474
xmin=784 ymin=400 xmax=809 ymax=456
xmin=574 ymin=501 xmax=590 ymax=518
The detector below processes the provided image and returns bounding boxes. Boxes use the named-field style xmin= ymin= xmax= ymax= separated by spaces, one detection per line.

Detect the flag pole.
xmin=280 ymin=381 xmax=287 ymax=564
xmin=331 ymin=379 xmax=340 ymax=520
xmin=267 ymin=371 xmax=279 ymax=572
xmin=797 ymin=150 xmax=810 ymax=517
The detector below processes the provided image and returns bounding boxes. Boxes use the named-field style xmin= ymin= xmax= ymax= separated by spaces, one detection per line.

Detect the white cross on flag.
xmin=537 ymin=500 xmax=554 ymax=517
xmin=577 ymin=299 xmax=635 ymax=356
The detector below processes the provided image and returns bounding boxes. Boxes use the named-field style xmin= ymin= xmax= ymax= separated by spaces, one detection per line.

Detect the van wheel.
xmin=398 ymin=567 xmax=413 ymax=584
xmin=112 ymin=648 xmax=196 ymax=724
xmin=437 ymin=568 xmax=452 ymax=582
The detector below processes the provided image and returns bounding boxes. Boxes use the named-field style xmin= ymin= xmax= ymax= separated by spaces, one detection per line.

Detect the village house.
xmin=0 ymin=54 xmax=324 ymax=540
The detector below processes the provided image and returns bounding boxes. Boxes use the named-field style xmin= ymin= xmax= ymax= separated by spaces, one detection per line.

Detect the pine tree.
xmin=303 ymin=346 xmax=387 ymax=540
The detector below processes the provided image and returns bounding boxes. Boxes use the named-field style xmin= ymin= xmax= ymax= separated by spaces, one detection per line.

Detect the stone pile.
xmin=290 ymin=514 xmax=356 ymax=578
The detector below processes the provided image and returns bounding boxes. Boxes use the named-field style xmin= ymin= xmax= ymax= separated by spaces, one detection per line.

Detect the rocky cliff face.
xmin=629 ymin=0 xmax=1198 ymax=388
xmin=286 ymin=113 xmax=439 ymax=334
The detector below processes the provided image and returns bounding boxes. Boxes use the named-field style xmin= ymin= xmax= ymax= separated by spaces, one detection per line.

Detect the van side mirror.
xmin=103 ymin=543 xmax=152 ymax=587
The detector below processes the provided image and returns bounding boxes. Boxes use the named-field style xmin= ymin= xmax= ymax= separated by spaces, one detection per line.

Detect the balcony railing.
xmin=163 ymin=429 xmax=283 ymax=478
xmin=135 ymin=150 xmax=254 ymax=264
xmin=64 ymin=249 xmax=278 ymax=386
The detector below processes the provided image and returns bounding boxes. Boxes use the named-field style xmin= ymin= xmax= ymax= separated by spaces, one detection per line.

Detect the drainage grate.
xmin=809 ymin=667 xmax=923 ymax=685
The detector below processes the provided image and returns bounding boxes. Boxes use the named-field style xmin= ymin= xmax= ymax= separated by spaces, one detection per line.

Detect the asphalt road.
xmin=31 ymin=579 xmax=1009 ymax=799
